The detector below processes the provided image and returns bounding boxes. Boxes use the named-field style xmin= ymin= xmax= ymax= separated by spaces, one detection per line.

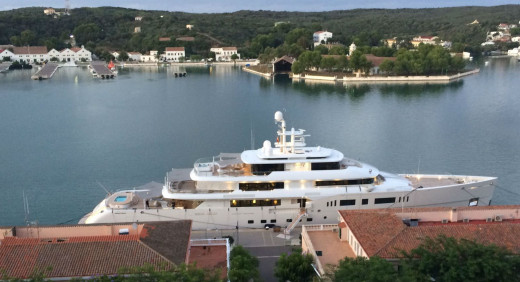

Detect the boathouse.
xmin=273 ymin=56 xmax=295 ymax=73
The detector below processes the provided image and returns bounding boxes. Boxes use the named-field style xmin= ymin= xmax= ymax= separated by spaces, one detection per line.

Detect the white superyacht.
xmin=80 ymin=111 xmax=496 ymax=231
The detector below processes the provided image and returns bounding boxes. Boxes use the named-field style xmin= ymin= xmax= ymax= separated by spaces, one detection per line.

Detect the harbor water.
xmin=0 ymin=58 xmax=519 ymax=226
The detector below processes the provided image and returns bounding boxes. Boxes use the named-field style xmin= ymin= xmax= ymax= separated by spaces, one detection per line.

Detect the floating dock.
xmin=89 ymin=62 xmax=116 ymax=79
xmin=0 ymin=62 xmax=11 ymax=72
xmin=31 ymin=63 xmax=59 ymax=80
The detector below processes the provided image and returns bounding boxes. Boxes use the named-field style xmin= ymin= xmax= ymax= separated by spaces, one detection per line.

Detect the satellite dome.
xmin=274 ymin=111 xmax=284 ymax=122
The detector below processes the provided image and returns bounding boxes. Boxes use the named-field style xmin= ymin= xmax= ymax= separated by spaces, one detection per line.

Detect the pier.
xmin=0 ymin=62 xmax=11 ymax=72
xmin=31 ymin=63 xmax=59 ymax=80
xmin=89 ymin=62 xmax=116 ymax=79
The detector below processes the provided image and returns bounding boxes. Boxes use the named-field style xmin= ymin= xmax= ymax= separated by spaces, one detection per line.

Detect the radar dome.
xmin=274 ymin=111 xmax=284 ymax=122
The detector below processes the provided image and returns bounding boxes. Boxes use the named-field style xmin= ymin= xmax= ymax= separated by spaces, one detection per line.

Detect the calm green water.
xmin=1 ymin=59 xmax=519 ymax=226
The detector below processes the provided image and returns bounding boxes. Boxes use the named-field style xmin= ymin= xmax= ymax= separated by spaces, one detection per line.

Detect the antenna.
xmin=250 ymin=121 xmax=255 ymax=150
xmin=23 ymin=190 xmax=30 ymax=225
xmin=65 ymin=0 xmax=70 ymax=15
xmin=96 ymin=181 xmax=112 ymax=196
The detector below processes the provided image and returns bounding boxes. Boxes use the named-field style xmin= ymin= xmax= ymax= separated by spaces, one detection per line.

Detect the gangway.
xmin=284 ymin=208 xmax=307 ymax=235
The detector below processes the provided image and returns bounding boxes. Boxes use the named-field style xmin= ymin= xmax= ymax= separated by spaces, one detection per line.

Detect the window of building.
xmin=374 ymin=197 xmax=396 ymax=204
xmin=340 ymin=199 xmax=356 ymax=206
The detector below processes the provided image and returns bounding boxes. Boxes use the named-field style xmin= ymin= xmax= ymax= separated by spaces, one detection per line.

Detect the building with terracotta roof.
xmin=0 ymin=49 xmax=15 ymax=61
xmin=313 ymin=31 xmax=333 ymax=47
xmin=163 ymin=47 xmax=186 ymax=62
xmin=177 ymin=36 xmax=195 ymax=42
xmin=159 ymin=37 xmax=171 ymax=42
xmin=12 ymin=46 xmax=48 ymax=63
xmin=0 ymin=221 xmax=229 ymax=280
xmin=210 ymin=47 xmax=240 ymax=61
xmin=302 ymin=205 xmax=520 ymax=275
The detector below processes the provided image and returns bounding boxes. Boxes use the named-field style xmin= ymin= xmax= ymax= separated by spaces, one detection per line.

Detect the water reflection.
xmin=270 ymin=73 xmax=465 ymax=100
xmin=379 ymin=80 xmax=463 ymax=97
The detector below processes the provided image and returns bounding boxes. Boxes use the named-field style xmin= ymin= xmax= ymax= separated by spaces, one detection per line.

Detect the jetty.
xmin=0 ymin=62 xmax=12 ymax=72
xmin=31 ymin=63 xmax=59 ymax=80
xmin=89 ymin=62 xmax=116 ymax=79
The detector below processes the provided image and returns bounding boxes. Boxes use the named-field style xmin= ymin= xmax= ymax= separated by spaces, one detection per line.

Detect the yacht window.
xmin=469 ymin=198 xmax=479 ymax=206
xmin=287 ymin=219 xmax=292 ymax=222
xmin=239 ymin=182 xmax=284 ymax=191
xmin=230 ymin=199 xmax=282 ymax=207
xmin=311 ymin=162 xmax=340 ymax=170
xmin=362 ymin=199 xmax=368 ymax=205
xmin=334 ymin=200 xmax=337 ymax=206
xmin=340 ymin=199 xmax=356 ymax=206
xmin=316 ymin=178 xmax=375 ymax=186
xmin=407 ymin=196 xmax=410 ymax=202
xmin=261 ymin=220 xmax=266 ymax=223
xmin=327 ymin=202 xmax=329 ymax=207
xmin=270 ymin=219 xmax=277 ymax=223
xmin=375 ymin=197 xmax=396 ymax=204
xmin=307 ymin=218 xmax=313 ymax=222
xmin=399 ymin=197 xmax=401 ymax=202
xmin=248 ymin=220 xmax=254 ymax=224
xmin=252 ymin=163 xmax=284 ymax=175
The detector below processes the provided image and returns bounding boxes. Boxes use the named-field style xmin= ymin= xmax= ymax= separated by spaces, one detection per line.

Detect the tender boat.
xmin=80 ymin=111 xmax=496 ymax=231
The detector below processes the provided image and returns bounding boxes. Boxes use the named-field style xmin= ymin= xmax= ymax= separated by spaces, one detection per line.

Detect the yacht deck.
xmin=405 ymin=175 xmax=465 ymax=188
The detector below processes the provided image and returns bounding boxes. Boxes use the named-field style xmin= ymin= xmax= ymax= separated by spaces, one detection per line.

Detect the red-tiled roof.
xmin=364 ymin=54 xmax=396 ymax=67
xmin=12 ymin=46 xmax=48 ymax=55
xmin=176 ymin=37 xmax=195 ymax=42
xmin=159 ymin=37 xmax=171 ymax=41
xmin=70 ymin=47 xmax=82 ymax=52
xmin=222 ymin=47 xmax=237 ymax=51
xmin=0 ymin=221 xmax=192 ymax=279
xmin=340 ymin=207 xmax=520 ymax=259
xmin=273 ymin=55 xmax=295 ymax=64
xmin=165 ymin=47 xmax=185 ymax=52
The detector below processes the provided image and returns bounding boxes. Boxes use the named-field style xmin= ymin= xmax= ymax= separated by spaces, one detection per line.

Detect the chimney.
xmin=450 ymin=208 xmax=458 ymax=222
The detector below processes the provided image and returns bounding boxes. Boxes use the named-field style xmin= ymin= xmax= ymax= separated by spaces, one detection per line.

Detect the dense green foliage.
xmin=1 ymin=5 xmax=520 ymax=59
xmin=380 ymin=44 xmax=466 ymax=75
xmin=274 ymin=248 xmax=315 ymax=282
xmin=331 ymin=256 xmax=400 ymax=282
xmin=328 ymin=235 xmax=520 ymax=282
xmin=228 ymin=245 xmax=260 ymax=282
xmin=401 ymin=235 xmax=520 ymax=282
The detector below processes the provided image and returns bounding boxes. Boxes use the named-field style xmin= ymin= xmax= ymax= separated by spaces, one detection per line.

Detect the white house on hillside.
xmin=163 ymin=47 xmax=185 ymax=62
xmin=210 ymin=47 xmax=240 ymax=61
xmin=313 ymin=31 xmax=333 ymax=46
xmin=48 ymin=46 xmax=92 ymax=62
xmin=128 ymin=52 xmax=142 ymax=61
xmin=141 ymin=50 xmax=158 ymax=62
xmin=12 ymin=46 xmax=48 ymax=63
xmin=0 ymin=49 xmax=15 ymax=61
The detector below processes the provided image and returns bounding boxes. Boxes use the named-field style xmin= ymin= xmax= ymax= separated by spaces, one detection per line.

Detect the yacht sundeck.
xmin=80 ymin=111 xmax=496 ymax=231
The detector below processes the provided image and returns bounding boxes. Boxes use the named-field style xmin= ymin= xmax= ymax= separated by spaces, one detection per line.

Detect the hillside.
xmin=1 ymin=5 xmax=519 ymax=56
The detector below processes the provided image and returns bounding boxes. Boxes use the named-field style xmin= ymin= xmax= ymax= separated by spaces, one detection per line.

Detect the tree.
xmin=117 ymin=51 xmax=129 ymax=61
xmin=73 ymin=23 xmax=102 ymax=45
xmin=297 ymin=50 xmax=322 ymax=70
xmin=329 ymin=46 xmax=347 ymax=55
xmin=231 ymin=54 xmax=239 ymax=65
xmin=291 ymin=61 xmax=305 ymax=74
xmin=228 ymin=246 xmax=260 ymax=282
xmin=314 ymin=45 xmax=329 ymax=55
xmin=401 ymin=235 xmax=520 ymax=282
xmin=379 ymin=59 xmax=395 ymax=75
xmin=20 ymin=30 xmax=36 ymax=45
xmin=274 ymin=249 xmax=315 ymax=282
xmin=320 ymin=56 xmax=336 ymax=71
xmin=330 ymin=256 xmax=398 ymax=282
xmin=335 ymin=55 xmax=349 ymax=72
xmin=349 ymin=50 xmax=372 ymax=75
